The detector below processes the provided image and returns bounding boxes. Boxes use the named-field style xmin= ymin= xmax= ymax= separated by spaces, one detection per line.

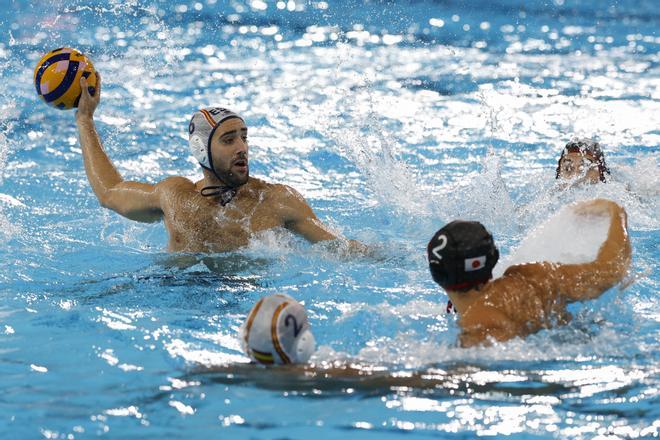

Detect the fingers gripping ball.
xmin=240 ymin=294 xmax=316 ymax=365
xmin=34 ymin=47 xmax=97 ymax=110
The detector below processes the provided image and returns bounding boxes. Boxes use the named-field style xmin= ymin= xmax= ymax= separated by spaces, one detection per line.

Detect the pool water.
xmin=0 ymin=0 xmax=658 ymax=438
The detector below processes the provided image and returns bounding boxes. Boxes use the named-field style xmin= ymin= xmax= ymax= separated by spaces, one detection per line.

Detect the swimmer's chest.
xmin=165 ymin=190 xmax=283 ymax=244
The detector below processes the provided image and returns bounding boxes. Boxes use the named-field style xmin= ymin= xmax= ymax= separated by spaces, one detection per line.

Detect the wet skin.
xmin=445 ymin=199 xmax=631 ymax=347
xmin=75 ymin=74 xmax=364 ymax=253
xmin=557 ymin=151 xmax=601 ymax=185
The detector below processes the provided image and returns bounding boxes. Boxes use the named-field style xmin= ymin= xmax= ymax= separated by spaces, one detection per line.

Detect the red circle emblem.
xmin=472 ymin=260 xmax=481 ymax=269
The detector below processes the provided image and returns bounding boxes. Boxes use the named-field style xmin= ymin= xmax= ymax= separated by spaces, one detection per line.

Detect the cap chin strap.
xmin=200 ymin=158 xmax=241 ymax=206
xmin=201 ymin=162 xmax=230 ymax=185
xmin=201 ymin=184 xmax=238 ymax=206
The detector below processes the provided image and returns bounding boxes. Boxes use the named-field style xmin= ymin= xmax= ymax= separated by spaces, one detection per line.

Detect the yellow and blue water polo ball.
xmin=34 ymin=47 xmax=97 ymax=110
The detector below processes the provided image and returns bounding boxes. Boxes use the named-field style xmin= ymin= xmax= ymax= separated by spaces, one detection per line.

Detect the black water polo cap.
xmin=426 ymin=220 xmax=499 ymax=292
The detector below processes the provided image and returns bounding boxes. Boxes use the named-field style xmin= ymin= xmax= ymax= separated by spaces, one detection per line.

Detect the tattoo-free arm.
xmin=76 ymin=74 xmax=163 ymax=223
xmin=275 ymin=185 xmax=369 ymax=253
xmin=552 ymin=199 xmax=632 ymax=302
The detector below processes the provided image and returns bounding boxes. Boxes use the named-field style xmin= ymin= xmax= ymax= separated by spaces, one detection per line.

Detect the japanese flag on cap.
xmin=464 ymin=255 xmax=487 ymax=272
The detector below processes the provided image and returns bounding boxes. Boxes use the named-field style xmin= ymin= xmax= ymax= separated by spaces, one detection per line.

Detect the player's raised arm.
xmin=552 ymin=199 xmax=632 ymax=302
xmin=76 ymin=74 xmax=163 ymax=223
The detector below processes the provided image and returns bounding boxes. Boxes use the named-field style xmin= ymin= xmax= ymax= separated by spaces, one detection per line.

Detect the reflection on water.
xmin=191 ymin=362 xmax=569 ymax=396
xmin=0 ymin=0 xmax=658 ymax=438
xmin=180 ymin=361 xmax=657 ymax=436
xmin=155 ymin=252 xmax=273 ymax=278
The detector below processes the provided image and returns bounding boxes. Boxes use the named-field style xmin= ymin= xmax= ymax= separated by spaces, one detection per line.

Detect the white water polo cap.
xmin=240 ymin=294 xmax=316 ymax=365
xmin=188 ymin=107 xmax=244 ymax=170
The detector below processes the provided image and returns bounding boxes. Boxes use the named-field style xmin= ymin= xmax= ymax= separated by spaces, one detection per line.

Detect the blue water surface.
xmin=0 ymin=0 xmax=658 ymax=438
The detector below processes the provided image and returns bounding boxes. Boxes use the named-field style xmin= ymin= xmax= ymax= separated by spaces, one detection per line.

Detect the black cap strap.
xmin=201 ymin=185 xmax=238 ymax=206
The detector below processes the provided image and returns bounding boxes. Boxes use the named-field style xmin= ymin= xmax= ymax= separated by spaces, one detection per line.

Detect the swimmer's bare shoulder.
xmin=263 ymin=182 xmax=314 ymax=218
xmin=502 ymin=262 xmax=558 ymax=290
xmin=157 ymin=175 xmax=196 ymax=191
xmin=457 ymin=268 xmax=538 ymax=347
xmin=458 ymin=303 xmax=517 ymax=347
xmin=237 ymin=177 xmax=287 ymax=206
xmin=154 ymin=176 xmax=198 ymax=206
xmin=457 ymin=263 xmax=561 ymax=347
xmin=261 ymin=182 xmax=341 ymax=243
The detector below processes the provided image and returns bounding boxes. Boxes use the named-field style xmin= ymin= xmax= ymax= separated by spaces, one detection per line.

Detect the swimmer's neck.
xmin=198 ymin=170 xmax=247 ymax=190
xmin=446 ymin=284 xmax=488 ymax=313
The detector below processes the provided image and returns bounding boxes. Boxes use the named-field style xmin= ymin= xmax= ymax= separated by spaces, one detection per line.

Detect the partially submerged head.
xmin=556 ymin=138 xmax=609 ymax=184
xmin=240 ymin=294 xmax=316 ymax=365
xmin=189 ymin=107 xmax=249 ymax=188
xmin=427 ymin=221 xmax=499 ymax=293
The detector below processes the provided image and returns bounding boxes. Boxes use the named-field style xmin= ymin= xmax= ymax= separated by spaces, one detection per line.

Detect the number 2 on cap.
xmin=285 ymin=314 xmax=303 ymax=337
xmin=432 ymin=234 xmax=447 ymax=260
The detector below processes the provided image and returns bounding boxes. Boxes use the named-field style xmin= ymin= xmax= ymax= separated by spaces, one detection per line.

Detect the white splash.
xmin=495 ymin=204 xmax=611 ymax=276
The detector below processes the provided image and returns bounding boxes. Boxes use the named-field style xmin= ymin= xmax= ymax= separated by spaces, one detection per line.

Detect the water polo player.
xmin=556 ymin=138 xmax=610 ymax=185
xmin=240 ymin=294 xmax=316 ymax=365
xmin=427 ymin=199 xmax=631 ymax=347
xmin=75 ymin=75 xmax=366 ymax=253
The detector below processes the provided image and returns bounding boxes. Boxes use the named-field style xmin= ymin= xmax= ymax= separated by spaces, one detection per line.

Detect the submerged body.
xmin=447 ymin=200 xmax=631 ymax=347
xmin=131 ymin=175 xmax=333 ymax=252
xmin=428 ymin=199 xmax=631 ymax=347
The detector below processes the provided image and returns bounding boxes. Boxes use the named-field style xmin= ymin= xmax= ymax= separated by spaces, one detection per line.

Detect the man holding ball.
xmin=75 ymin=74 xmax=366 ymax=253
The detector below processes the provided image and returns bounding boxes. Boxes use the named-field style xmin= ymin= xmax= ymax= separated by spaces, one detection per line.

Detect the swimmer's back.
xmin=458 ymin=263 xmax=569 ymax=345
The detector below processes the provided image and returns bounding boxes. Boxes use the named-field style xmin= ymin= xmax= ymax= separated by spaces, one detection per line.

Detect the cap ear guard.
xmin=189 ymin=134 xmax=209 ymax=168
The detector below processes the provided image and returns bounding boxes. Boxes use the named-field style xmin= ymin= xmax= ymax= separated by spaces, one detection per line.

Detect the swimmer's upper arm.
xmin=101 ymin=180 xmax=164 ymax=223
xmin=549 ymin=200 xmax=632 ymax=303
xmin=103 ymin=176 xmax=192 ymax=223
xmin=273 ymin=185 xmax=338 ymax=243
xmin=272 ymin=185 xmax=371 ymax=255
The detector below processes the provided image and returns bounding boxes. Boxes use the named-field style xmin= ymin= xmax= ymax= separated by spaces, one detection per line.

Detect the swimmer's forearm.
xmin=597 ymin=202 xmax=631 ymax=265
xmin=76 ymin=115 xmax=124 ymax=204
xmin=559 ymin=201 xmax=631 ymax=302
xmin=593 ymin=201 xmax=631 ymax=284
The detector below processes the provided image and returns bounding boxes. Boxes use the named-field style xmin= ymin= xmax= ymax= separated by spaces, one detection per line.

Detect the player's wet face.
xmin=210 ymin=118 xmax=249 ymax=187
xmin=558 ymin=151 xmax=600 ymax=184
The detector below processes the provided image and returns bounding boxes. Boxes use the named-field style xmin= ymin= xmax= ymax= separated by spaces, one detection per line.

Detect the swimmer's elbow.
xmin=593 ymin=243 xmax=632 ymax=290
